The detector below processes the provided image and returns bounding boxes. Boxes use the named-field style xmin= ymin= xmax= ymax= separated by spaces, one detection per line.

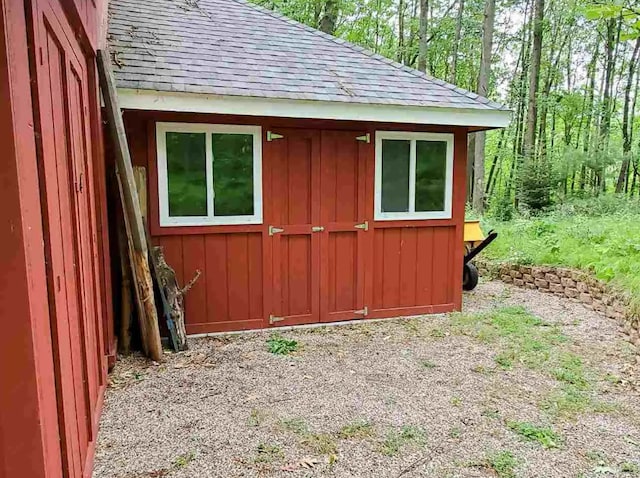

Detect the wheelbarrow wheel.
xmin=463 ymin=262 xmax=479 ymax=291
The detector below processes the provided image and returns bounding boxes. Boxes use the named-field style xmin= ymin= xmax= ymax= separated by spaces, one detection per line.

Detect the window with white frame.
xmin=374 ymin=131 xmax=454 ymax=220
xmin=156 ymin=123 xmax=262 ymax=226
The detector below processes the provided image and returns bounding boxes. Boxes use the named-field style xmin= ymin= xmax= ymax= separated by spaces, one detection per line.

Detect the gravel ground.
xmin=93 ymin=281 xmax=640 ymax=478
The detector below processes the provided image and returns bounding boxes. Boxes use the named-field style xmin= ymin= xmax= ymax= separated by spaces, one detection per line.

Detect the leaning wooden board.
xmin=97 ymin=49 xmax=163 ymax=362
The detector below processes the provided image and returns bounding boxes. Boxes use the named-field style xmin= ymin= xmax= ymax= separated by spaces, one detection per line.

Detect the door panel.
xmin=268 ymin=130 xmax=321 ymax=325
xmin=319 ymin=131 xmax=368 ymax=322
xmin=30 ymin=1 xmax=104 ymax=475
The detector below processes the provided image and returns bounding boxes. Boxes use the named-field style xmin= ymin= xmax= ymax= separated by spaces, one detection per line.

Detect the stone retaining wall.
xmin=476 ymin=260 xmax=639 ymax=347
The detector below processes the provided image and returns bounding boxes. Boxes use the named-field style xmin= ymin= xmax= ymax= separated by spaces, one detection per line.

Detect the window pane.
xmin=415 ymin=140 xmax=447 ymax=212
xmin=381 ymin=139 xmax=410 ymax=213
xmin=166 ymin=132 xmax=207 ymax=217
xmin=212 ymin=133 xmax=254 ymax=216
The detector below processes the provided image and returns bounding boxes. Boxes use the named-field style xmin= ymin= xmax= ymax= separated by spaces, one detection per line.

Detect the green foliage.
xmin=379 ymin=426 xmax=427 ymax=456
xmin=484 ymin=199 xmax=640 ymax=314
xmin=279 ymin=417 xmax=309 ymax=435
xmin=172 ymin=451 xmax=196 ymax=468
xmin=301 ymin=433 xmax=338 ymax=455
xmin=507 ymin=421 xmax=561 ymax=448
xmin=518 ymin=161 xmax=555 ymax=213
xmin=266 ymin=334 xmax=299 ymax=355
xmin=485 ymin=450 xmax=519 ymax=478
xmin=338 ymin=419 xmax=375 ymax=439
xmin=255 ymin=443 xmax=285 ymax=463
xmin=451 ymin=306 xmax=569 ymax=370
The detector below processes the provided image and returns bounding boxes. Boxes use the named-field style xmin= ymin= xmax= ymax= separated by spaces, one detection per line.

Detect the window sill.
xmin=151 ymin=223 xmax=265 ymax=236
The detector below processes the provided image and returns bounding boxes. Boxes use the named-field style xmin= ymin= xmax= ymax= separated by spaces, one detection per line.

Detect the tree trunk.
xmin=319 ymin=0 xmax=338 ymax=35
xmin=449 ymin=0 xmax=464 ymax=83
xmin=417 ymin=0 xmax=428 ymax=72
xmin=616 ymin=37 xmax=640 ymax=193
xmin=597 ymin=17 xmax=618 ymax=192
xmin=398 ymin=0 xmax=405 ymax=63
xmin=522 ymin=0 xmax=544 ymax=167
xmin=471 ymin=0 xmax=496 ymax=212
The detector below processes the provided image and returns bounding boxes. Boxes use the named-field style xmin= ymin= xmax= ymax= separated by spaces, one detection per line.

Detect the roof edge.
xmin=229 ymin=0 xmax=508 ymax=112
xmin=117 ymin=89 xmax=512 ymax=129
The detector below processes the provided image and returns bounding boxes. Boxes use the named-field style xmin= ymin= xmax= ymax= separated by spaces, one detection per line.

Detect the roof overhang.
xmin=117 ymin=88 xmax=511 ymax=129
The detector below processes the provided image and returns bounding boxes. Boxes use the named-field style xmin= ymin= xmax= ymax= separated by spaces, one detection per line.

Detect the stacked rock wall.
xmin=476 ymin=260 xmax=639 ymax=347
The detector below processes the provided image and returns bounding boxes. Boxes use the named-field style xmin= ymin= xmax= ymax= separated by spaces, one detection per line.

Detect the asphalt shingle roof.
xmin=108 ymin=0 xmax=508 ymax=111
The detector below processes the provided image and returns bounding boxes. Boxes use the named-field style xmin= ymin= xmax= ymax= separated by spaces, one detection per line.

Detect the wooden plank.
xmin=97 ymin=49 xmax=162 ymax=362
xmin=135 ymin=166 xmax=184 ymax=351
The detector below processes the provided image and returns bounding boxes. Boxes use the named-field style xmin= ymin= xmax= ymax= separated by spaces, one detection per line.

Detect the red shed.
xmin=1 ymin=0 xmax=112 ymax=477
xmin=109 ymin=0 xmax=510 ymax=335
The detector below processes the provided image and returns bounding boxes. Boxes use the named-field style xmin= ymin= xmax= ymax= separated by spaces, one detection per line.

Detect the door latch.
xmin=311 ymin=226 xmax=325 ymax=232
xmin=354 ymin=221 xmax=369 ymax=231
xmin=354 ymin=306 xmax=368 ymax=316
xmin=269 ymin=314 xmax=285 ymax=324
xmin=269 ymin=226 xmax=285 ymax=236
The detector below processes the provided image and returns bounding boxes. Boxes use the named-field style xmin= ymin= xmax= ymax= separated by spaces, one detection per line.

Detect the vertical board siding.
xmin=22 ymin=0 xmax=110 ymax=476
xmin=373 ymin=226 xmax=456 ymax=310
xmin=181 ymin=235 xmax=207 ymax=324
xmin=154 ymin=233 xmax=264 ymax=332
xmin=131 ymin=113 xmax=466 ymax=333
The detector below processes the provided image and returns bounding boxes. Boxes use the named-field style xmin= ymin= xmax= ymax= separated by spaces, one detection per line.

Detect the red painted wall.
xmin=1 ymin=0 xmax=111 ymax=477
xmin=125 ymin=111 xmax=467 ymax=334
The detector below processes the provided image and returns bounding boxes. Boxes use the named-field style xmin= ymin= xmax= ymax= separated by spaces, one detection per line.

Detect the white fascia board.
xmin=117 ymin=88 xmax=512 ymax=129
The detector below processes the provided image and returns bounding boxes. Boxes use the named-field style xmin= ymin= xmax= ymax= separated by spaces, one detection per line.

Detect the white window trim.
xmin=374 ymin=131 xmax=454 ymax=221
xmin=156 ymin=122 xmax=263 ymax=227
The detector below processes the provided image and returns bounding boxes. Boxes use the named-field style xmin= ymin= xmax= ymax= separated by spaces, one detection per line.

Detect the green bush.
xmin=483 ymin=197 xmax=640 ymax=314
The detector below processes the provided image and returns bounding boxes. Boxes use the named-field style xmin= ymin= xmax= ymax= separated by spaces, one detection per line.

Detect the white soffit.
xmin=117 ymin=89 xmax=512 ymax=129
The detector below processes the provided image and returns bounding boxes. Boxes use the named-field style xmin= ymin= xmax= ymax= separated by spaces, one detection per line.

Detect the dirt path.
xmin=93 ymin=281 xmax=640 ymax=478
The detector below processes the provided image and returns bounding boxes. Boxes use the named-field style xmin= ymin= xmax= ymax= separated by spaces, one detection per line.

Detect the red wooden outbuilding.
xmin=110 ymin=0 xmax=510 ymax=335
xmin=1 ymin=0 xmax=508 ymax=476
xmin=1 ymin=0 xmax=112 ymax=477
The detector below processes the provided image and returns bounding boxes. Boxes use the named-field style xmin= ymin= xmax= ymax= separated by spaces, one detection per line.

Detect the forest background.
xmin=255 ymin=0 xmax=640 ymax=216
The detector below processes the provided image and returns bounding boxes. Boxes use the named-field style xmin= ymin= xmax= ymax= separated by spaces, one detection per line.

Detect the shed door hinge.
xmin=354 ymin=306 xmax=368 ymax=316
xmin=269 ymin=314 xmax=285 ymax=324
xmin=267 ymin=131 xmax=284 ymax=141
xmin=356 ymin=133 xmax=370 ymax=143
xmin=269 ymin=225 xmax=285 ymax=236
xmin=354 ymin=221 xmax=369 ymax=231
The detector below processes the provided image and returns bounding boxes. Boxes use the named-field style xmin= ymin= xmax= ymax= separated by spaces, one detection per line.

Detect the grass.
xmin=266 ymin=334 xmax=299 ymax=355
xmin=279 ymin=417 xmax=309 ymax=435
xmin=248 ymin=409 xmax=266 ymax=427
xmin=255 ymin=443 xmax=284 ymax=463
xmin=621 ymin=462 xmax=640 ymax=473
xmin=485 ymin=450 xmax=519 ymax=478
xmin=450 ymin=306 xmax=568 ymax=371
xmin=484 ymin=198 xmax=640 ymax=314
xmin=379 ymin=426 xmax=427 ymax=456
xmin=338 ymin=420 xmax=375 ymax=439
xmin=172 ymin=451 xmax=196 ymax=468
xmin=507 ymin=421 xmax=561 ymax=449
xmin=420 ymin=359 xmax=437 ymax=369
xmin=301 ymin=433 xmax=338 ymax=455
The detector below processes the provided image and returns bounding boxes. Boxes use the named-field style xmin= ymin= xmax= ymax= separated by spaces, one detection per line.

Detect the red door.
xmin=319 ymin=131 xmax=369 ymax=322
xmin=268 ymin=129 xmax=321 ymax=326
xmin=28 ymin=0 xmax=104 ymax=475
xmin=268 ymin=128 xmax=369 ymax=326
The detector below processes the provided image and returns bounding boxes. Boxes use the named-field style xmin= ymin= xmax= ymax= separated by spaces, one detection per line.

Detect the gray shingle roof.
xmin=108 ymin=0 xmax=508 ymax=111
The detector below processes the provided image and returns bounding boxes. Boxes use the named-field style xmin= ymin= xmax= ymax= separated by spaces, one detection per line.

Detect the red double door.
xmin=268 ymin=129 xmax=371 ymax=326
